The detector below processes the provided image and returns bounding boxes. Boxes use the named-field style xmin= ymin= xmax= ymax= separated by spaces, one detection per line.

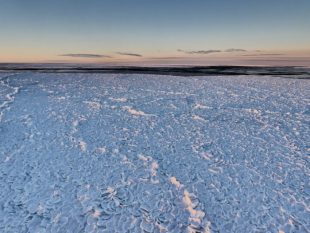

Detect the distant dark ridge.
xmin=0 ymin=65 xmax=309 ymax=78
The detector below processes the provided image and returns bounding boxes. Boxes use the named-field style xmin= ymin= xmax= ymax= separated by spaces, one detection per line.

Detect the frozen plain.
xmin=0 ymin=72 xmax=309 ymax=233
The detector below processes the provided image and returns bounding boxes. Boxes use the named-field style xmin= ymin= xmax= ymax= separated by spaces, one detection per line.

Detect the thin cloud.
xmin=59 ymin=54 xmax=111 ymax=58
xmin=177 ymin=49 xmax=221 ymax=54
xmin=149 ymin=56 xmax=187 ymax=60
xmin=242 ymin=53 xmax=285 ymax=57
xmin=225 ymin=48 xmax=247 ymax=52
xmin=116 ymin=52 xmax=142 ymax=57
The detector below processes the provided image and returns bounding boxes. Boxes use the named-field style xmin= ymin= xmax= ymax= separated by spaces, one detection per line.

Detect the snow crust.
xmin=0 ymin=72 xmax=309 ymax=232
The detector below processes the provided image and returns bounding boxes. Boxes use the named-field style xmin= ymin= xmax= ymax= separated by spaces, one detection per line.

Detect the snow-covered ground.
xmin=0 ymin=72 xmax=309 ymax=233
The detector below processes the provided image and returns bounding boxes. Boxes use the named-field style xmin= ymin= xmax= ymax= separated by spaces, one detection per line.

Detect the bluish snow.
xmin=0 ymin=73 xmax=309 ymax=233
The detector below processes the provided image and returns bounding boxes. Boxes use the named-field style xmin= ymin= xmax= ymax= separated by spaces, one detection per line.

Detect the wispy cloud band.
xmin=59 ymin=54 xmax=111 ymax=58
xmin=225 ymin=48 xmax=247 ymax=52
xmin=178 ymin=49 xmax=221 ymax=54
xmin=242 ymin=53 xmax=284 ymax=57
xmin=116 ymin=52 xmax=143 ymax=57
xmin=178 ymin=48 xmax=247 ymax=55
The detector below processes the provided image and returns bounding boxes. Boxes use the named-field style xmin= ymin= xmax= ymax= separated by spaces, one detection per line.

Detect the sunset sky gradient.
xmin=0 ymin=0 xmax=309 ymax=65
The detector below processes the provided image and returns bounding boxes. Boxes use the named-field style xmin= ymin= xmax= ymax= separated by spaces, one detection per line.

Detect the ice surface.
xmin=0 ymin=72 xmax=309 ymax=233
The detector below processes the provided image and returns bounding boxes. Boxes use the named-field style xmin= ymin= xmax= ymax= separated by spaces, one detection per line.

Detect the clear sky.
xmin=0 ymin=0 xmax=309 ymax=65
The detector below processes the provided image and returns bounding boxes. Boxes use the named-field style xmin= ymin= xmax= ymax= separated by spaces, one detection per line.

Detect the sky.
xmin=0 ymin=0 xmax=310 ymax=65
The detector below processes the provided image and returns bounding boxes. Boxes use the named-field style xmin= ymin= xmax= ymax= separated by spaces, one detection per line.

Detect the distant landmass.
xmin=0 ymin=63 xmax=309 ymax=79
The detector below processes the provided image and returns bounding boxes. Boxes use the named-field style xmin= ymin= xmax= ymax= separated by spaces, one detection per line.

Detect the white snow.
xmin=0 ymin=72 xmax=309 ymax=233
xmin=123 ymin=106 xmax=154 ymax=116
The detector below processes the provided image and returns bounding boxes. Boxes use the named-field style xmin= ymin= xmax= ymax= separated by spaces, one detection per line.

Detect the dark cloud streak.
xmin=178 ymin=49 xmax=221 ymax=54
xmin=149 ymin=56 xmax=188 ymax=60
xmin=116 ymin=52 xmax=142 ymax=57
xmin=59 ymin=54 xmax=111 ymax=58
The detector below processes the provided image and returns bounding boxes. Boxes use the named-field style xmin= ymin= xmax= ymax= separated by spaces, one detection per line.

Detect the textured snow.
xmin=0 ymin=72 xmax=309 ymax=233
